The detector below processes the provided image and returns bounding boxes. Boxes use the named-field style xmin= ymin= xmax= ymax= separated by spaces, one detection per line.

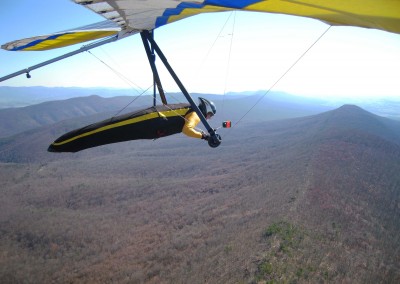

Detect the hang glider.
xmin=2 ymin=0 xmax=400 ymax=52
xmin=2 ymin=0 xmax=400 ymax=151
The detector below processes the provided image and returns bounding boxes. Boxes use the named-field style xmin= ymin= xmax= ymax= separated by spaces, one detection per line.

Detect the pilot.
xmin=48 ymin=97 xmax=218 ymax=152
xmin=182 ymin=97 xmax=216 ymax=141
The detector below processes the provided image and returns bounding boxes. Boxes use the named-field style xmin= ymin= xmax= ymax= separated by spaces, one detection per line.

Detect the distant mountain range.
xmin=0 ymin=91 xmax=330 ymax=138
xmin=0 ymin=86 xmax=138 ymax=108
xmin=0 ymin=92 xmax=399 ymax=283
xmin=1 ymin=86 xmax=399 ymax=118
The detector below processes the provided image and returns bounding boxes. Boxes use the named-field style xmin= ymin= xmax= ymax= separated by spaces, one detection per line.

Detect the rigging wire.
xmin=232 ymin=25 xmax=332 ymax=128
xmin=221 ymin=11 xmax=236 ymax=122
xmin=87 ymin=50 xmax=144 ymax=92
xmin=199 ymin=12 xmax=236 ymax=72
xmin=111 ymin=84 xmax=153 ymax=118
xmin=86 ymin=49 xmax=154 ymax=118
xmin=170 ymin=11 xmax=237 ymax=130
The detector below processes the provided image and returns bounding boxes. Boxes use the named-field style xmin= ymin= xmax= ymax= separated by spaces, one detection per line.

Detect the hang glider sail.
xmin=2 ymin=0 xmax=400 ymax=52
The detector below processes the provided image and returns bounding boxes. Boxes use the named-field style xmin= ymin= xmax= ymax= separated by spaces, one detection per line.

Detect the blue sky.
xmin=1 ymin=0 xmax=399 ymax=100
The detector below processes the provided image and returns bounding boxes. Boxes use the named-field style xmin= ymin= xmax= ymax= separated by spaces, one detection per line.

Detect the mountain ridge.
xmin=0 ymin=95 xmax=152 ymax=138
xmin=312 ymin=104 xmax=400 ymax=145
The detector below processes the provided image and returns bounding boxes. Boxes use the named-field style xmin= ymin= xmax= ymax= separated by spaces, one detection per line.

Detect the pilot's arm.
xmin=182 ymin=111 xmax=203 ymax=138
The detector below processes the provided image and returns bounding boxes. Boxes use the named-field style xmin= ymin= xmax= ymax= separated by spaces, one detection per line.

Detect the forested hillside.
xmin=0 ymin=103 xmax=399 ymax=283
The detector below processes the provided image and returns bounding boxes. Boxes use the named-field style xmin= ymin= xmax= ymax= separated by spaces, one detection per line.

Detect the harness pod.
xmin=48 ymin=103 xmax=191 ymax=153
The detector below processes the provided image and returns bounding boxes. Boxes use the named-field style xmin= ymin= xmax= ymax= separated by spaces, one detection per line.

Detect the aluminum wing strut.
xmin=0 ymin=35 xmax=119 ymax=83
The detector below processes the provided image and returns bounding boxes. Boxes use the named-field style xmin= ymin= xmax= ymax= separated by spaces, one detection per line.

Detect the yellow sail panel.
xmin=1 ymin=20 xmax=120 ymax=51
xmin=165 ymin=5 xmax=233 ymax=25
xmin=244 ymin=0 xmax=400 ymax=34
xmin=16 ymin=31 xmax=118 ymax=51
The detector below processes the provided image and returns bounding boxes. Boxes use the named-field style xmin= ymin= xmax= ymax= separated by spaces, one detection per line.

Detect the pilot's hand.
xmin=201 ymin=132 xmax=210 ymax=141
